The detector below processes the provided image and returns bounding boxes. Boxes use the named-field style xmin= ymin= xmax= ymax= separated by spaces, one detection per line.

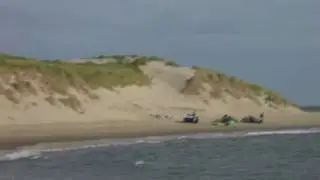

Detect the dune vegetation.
xmin=92 ymin=54 xmax=180 ymax=67
xmin=0 ymin=53 xmax=150 ymax=90
xmin=0 ymin=53 xmax=152 ymax=110
xmin=181 ymin=66 xmax=294 ymax=107
xmin=0 ymin=53 xmax=295 ymax=112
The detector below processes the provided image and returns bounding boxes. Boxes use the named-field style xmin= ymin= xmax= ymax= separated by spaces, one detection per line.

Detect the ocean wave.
xmin=0 ymin=150 xmax=42 ymax=162
xmin=246 ymin=128 xmax=320 ymax=136
xmin=1 ymin=128 xmax=319 ymax=162
xmin=0 ymin=139 xmax=164 ymax=162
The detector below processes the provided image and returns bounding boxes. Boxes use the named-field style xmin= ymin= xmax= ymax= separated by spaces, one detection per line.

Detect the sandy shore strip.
xmin=1 ymin=117 xmax=320 ymax=150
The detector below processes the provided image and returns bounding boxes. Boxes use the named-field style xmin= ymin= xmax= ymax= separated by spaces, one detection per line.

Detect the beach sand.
xmin=0 ymin=112 xmax=319 ymax=150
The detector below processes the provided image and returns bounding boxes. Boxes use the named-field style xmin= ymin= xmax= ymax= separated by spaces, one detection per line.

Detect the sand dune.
xmin=0 ymin=55 xmax=304 ymax=123
xmin=0 ymin=54 xmax=316 ymax=149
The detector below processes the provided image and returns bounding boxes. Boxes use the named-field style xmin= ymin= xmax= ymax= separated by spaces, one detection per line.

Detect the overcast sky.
xmin=0 ymin=0 xmax=319 ymax=105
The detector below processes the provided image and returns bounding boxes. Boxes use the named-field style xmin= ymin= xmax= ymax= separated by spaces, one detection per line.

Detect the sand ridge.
xmin=0 ymin=55 xmax=316 ymax=149
xmin=0 ymin=60 xmax=303 ymax=124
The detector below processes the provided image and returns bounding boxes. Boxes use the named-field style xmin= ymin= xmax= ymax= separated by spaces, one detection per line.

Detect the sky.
xmin=0 ymin=0 xmax=319 ymax=105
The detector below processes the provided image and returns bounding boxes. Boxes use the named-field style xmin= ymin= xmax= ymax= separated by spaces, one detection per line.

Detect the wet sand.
xmin=1 ymin=116 xmax=320 ymax=150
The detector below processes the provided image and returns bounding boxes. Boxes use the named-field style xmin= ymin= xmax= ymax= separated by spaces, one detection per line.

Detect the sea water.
xmin=0 ymin=128 xmax=320 ymax=180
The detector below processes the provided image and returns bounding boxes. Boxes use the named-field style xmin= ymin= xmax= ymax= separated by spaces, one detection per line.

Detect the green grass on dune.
xmin=183 ymin=66 xmax=295 ymax=106
xmin=91 ymin=54 xmax=180 ymax=67
xmin=0 ymin=53 xmax=151 ymax=95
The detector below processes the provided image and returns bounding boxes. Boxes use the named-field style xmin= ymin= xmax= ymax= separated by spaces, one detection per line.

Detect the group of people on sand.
xmin=183 ymin=111 xmax=265 ymax=125
xmin=218 ymin=112 xmax=265 ymax=125
xmin=222 ymin=112 xmax=264 ymax=119
xmin=150 ymin=110 xmax=264 ymax=125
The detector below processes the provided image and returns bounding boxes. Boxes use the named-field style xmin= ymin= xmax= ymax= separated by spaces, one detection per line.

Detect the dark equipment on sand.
xmin=182 ymin=112 xmax=199 ymax=124
xmin=241 ymin=113 xmax=264 ymax=124
xmin=212 ymin=114 xmax=239 ymax=126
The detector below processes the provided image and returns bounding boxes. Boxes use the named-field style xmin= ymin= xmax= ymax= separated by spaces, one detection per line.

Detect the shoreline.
xmin=1 ymin=120 xmax=320 ymax=151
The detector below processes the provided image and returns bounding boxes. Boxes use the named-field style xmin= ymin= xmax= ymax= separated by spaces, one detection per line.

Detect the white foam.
xmin=134 ymin=160 xmax=145 ymax=166
xmin=246 ymin=128 xmax=320 ymax=136
xmin=0 ymin=150 xmax=41 ymax=161
xmin=0 ymin=128 xmax=319 ymax=162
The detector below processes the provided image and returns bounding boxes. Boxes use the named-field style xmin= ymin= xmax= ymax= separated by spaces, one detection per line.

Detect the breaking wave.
xmin=0 ymin=150 xmax=42 ymax=161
